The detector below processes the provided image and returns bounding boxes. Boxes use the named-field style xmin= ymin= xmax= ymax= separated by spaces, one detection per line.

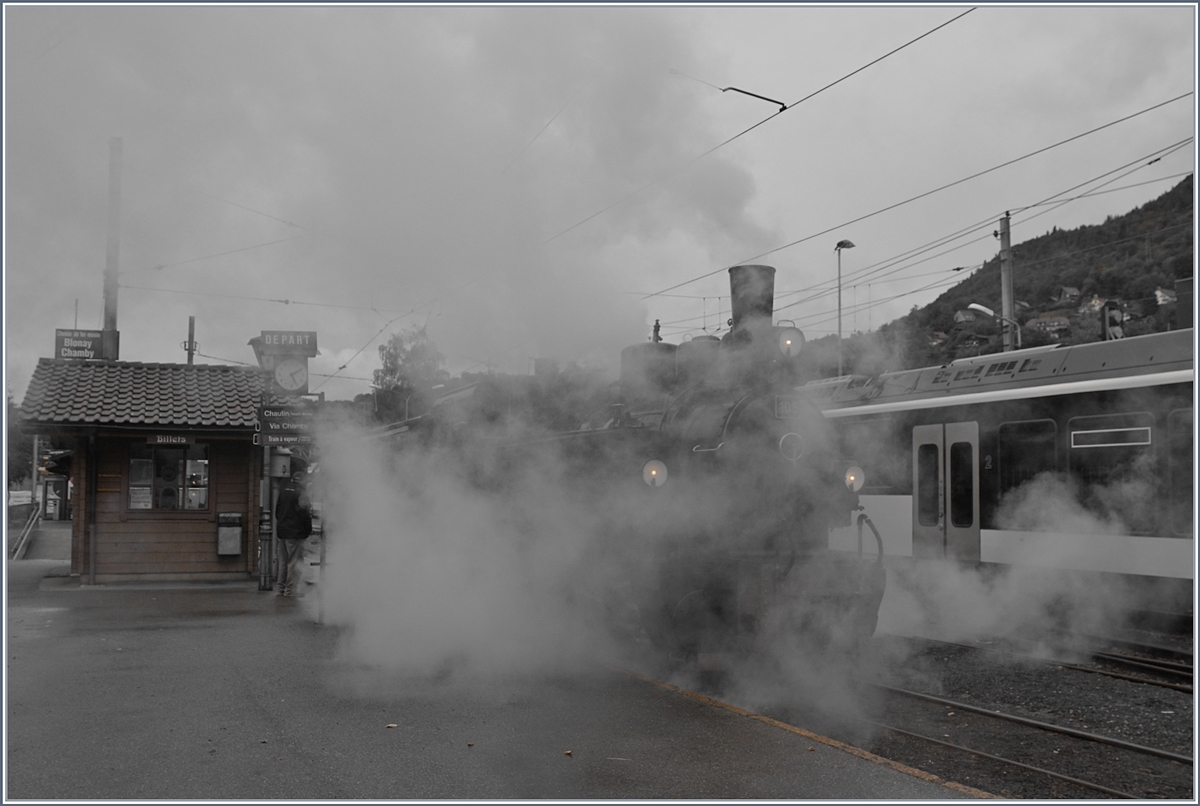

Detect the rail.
xmin=10 ymin=508 xmax=41 ymax=560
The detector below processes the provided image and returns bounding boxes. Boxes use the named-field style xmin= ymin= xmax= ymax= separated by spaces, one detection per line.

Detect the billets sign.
xmin=147 ymin=434 xmax=195 ymax=445
xmin=256 ymin=405 xmax=315 ymax=445
xmin=54 ymin=329 xmax=119 ymax=360
xmin=258 ymin=331 xmax=318 ymax=356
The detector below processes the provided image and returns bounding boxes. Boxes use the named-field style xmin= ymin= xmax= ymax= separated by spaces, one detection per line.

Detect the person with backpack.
xmin=275 ymin=468 xmax=313 ymax=597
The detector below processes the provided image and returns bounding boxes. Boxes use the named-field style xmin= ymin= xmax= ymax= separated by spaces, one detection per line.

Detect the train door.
xmin=912 ymin=421 xmax=980 ymax=562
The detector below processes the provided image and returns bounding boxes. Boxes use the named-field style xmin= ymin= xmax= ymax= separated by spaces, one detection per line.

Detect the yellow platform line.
xmin=618 ymin=667 xmax=998 ymax=800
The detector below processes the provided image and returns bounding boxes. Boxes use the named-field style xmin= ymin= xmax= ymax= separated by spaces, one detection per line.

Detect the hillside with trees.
xmin=812 ymin=174 xmax=1194 ymax=376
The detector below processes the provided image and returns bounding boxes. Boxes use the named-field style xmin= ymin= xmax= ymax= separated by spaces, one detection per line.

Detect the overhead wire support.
xmin=722 ymin=86 xmax=787 ymax=112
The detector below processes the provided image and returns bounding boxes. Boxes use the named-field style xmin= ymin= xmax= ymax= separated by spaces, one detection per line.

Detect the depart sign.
xmin=258 ymin=331 xmax=318 ymax=356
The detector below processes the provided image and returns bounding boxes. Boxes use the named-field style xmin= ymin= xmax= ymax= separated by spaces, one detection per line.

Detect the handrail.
xmin=856 ymin=513 xmax=884 ymax=562
xmin=10 ymin=508 xmax=41 ymax=560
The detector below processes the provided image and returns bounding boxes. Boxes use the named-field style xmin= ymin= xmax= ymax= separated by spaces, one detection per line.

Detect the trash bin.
xmin=217 ymin=512 xmax=242 ymax=555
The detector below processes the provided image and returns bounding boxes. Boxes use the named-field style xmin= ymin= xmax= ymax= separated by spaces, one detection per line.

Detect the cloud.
xmin=6 ymin=6 xmax=1193 ymax=402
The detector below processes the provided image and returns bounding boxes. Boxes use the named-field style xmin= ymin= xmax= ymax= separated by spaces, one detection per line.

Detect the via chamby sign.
xmin=255 ymin=404 xmax=315 ymax=446
xmin=54 ymin=329 xmax=119 ymax=360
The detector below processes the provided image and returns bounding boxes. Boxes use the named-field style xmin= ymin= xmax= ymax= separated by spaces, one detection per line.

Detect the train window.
xmin=916 ymin=444 xmax=940 ymax=526
xmin=948 ymin=442 xmax=974 ymax=528
xmin=998 ymin=420 xmax=1057 ymax=496
xmin=1168 ymin=409 xmax=1193 ymax=536
xmin=839 ymin=418 xmax=908 ymax=493
xmin=1070 ymin=428 xmax=1152 ymax=448
xmin=1067 ymin=412 xmax=1155 ymax=533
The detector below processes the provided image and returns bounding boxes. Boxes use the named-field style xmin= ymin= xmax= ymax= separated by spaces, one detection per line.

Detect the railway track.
xmin=866 ymin=684 xmax=1192 ymax=798
xmin=756 ymin=676 xmax=1191 ymax=797
xmin=888 ymin=632 xmax=1193 ymax=693
xmin=748 ymin=631 xmax=1190 ymax=798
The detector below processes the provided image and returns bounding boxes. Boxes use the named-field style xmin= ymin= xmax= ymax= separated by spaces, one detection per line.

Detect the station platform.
xmin=7 ymin=558 xmax=992 ymax=799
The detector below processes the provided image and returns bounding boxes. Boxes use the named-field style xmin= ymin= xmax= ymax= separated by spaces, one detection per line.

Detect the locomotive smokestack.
xmin=728 ymin=264 xmax=776 ymax=339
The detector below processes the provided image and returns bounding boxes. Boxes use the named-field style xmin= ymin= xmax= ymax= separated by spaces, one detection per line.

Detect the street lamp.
xmin=967 ymin=303 xmax=1022 ymax=350
xmin=835 ymin=240 xmax=856 ymax=376
xmin=404 ymin=384 xmax=446 ymax=421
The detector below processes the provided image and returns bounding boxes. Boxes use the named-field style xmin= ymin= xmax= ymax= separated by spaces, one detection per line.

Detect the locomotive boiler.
xmin=574 ymin=264 xmax=887 ymax=666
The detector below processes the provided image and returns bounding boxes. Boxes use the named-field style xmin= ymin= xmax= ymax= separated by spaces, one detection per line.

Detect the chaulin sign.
xmin=255 ymin=404 xmax=315 ymax=446
xmin=54 ymin=329 xmax=119 ymax=360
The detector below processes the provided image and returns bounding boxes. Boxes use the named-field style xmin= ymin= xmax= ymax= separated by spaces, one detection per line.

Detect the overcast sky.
xmin=5 ymin=4 xmax=1195 ymax=401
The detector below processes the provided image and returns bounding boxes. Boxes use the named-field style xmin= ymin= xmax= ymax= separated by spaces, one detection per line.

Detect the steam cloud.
xmin=313 ymin=422 xmax=621 ymax=680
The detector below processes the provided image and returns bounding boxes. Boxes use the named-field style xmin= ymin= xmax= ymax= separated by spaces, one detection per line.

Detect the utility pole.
xmin=999 ymin=213 xmax=1015 ymax=352
xmin=186 ymin=316 xmax=196 ymax=365
xmin=102 ymin=137 xmax=122 ymax=358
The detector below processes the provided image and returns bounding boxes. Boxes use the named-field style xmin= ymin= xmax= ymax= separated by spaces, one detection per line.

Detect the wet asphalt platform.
xmin=6 ymin=538 xmax=986 ymax=799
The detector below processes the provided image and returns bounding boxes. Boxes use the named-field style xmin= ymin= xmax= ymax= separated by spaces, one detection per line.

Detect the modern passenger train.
xmin=810 ymin=328 xmax=1194 ymax=612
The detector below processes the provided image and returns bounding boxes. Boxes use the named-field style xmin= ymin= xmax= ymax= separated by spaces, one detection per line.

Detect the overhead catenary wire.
xmin=311 ymin=312 xmax=421 ymax=392
xmin=643 ymin=91 xmax=1194 ymax=301
xmin=769 ymin=153 xmax=1191 ymax=316
xmin=821 ymin=141 xmax=1195 ymax=297
xmin=195 ymin=191 xmax=306 ymax=229
xmin=118 ymin=282 xmax=417 ymax=316
xmin=501 ymin=86 xmax=582 ymax=175
xmin=663 ymin=157 xmax=1189 ymax=339
xmin=1014 ymin=171 xmax=1193 ymax=211
xmin=543 ymin=8 xmax=977 ymax=246
xmin=119 ymin=233 xmax=308 ymax=276
xmin=193 ymin=351 xmax=375 ymax=382
xmin=667 ymin=137 xmax=1195 ymax=334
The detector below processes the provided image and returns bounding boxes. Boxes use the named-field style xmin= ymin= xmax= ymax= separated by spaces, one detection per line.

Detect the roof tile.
xmin=20 ymin=360 xmax=268 ymax=430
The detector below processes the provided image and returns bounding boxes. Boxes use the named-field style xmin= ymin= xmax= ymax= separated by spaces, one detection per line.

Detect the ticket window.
xmin=129 ymin=443 xmax=209 ymax=511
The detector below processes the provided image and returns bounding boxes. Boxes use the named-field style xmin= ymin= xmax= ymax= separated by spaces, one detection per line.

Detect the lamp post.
xmin=967 ymin=303 xmax=1022 ymax=350
xmin=835 ymin=240 xmax=855 ymax=376
xmin=404 ymin=383 xmax=445 ymax=421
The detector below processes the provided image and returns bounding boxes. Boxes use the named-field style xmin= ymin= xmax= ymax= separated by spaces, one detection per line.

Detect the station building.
xmin=19 ymin=359 xmax=268 ymax=582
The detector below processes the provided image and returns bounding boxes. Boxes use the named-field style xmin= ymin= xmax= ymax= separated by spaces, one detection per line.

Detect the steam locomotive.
xmin=591 ymin=264 xmax=887 ymax=665
xmin=410 ymin=265 xmax=887 ymax=667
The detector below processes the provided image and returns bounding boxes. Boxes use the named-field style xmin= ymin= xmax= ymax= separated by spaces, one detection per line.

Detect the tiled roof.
xmin=20 ymin=359 xmax=269 ymax=428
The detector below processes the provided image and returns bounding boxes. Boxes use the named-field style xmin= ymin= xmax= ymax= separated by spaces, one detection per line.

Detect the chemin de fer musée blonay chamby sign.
xmin=54 ymin=329 xmax=119 ymax=360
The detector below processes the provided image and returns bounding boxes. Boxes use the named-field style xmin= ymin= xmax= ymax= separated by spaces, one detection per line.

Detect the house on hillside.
xmin=1156 ymin=287 xmax=1179 ymax=305
xmin=952 ymin=309 xmax=977 ymax=324
xmin=1078 ymin=295 xmax=1108 ymax=314
xmin=1052 ymin=286 xmax=1081 ymax=305
xmin=1027 ymin=314 xmax=1071 ymax=336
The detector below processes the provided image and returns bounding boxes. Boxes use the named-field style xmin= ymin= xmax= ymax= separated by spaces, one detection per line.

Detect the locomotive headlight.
xmin=643 ymin=459 xmax=668 ymax=488
xmin=844 ymin=465 xmax=865 ymax=492
xmin=777 ymin=327 xmax=805 ymax=358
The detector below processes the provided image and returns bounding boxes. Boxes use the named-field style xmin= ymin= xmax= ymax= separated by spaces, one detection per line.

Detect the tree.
xmin=373 ymin=326 xmax=450 ymax=422
xmin=7 ymin=394 xmax=32 ymax=487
